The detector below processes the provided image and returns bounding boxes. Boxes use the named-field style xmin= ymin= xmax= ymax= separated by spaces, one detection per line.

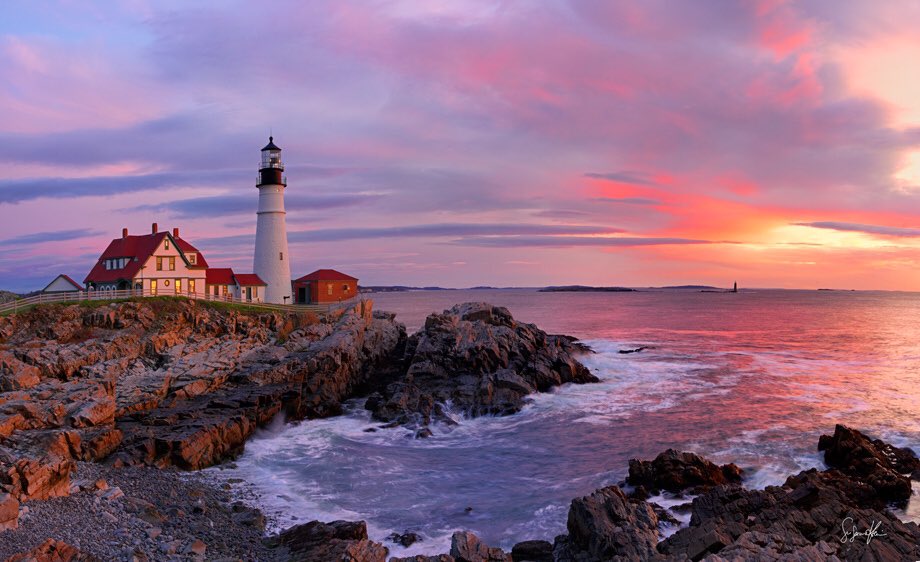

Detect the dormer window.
xmin=165 ymin=240 xmax=170 ymax=250
xmin=188 ymin=253 xmax=197 ymax=265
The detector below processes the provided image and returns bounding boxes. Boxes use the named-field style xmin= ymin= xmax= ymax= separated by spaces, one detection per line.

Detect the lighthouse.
xmin=253 ymin=137 xmax=292 ymax=304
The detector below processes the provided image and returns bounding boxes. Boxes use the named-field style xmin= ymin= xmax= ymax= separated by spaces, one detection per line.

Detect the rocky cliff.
xmin=0 ymin=298 xmax=405 ymax=534
xmin=0 ymin=298 xmax=595 ymax=543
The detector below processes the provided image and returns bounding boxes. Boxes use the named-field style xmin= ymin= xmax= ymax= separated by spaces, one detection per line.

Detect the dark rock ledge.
xmin=365 ymin=302 xmax=597 ymax=429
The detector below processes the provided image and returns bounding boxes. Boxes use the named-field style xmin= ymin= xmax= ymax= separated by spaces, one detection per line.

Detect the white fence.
xmin=0 ymin=289 xmax=357 ymax=316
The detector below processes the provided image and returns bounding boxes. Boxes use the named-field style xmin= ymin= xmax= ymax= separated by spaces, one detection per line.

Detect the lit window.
xmin=175 ymin=279 xmax=181 ymax=294
xmin=189 ymin=279 xmax=196 ymax=293
xmin=343 ymin=284 xmax=349 ymax=292
xmin=165 ymin=240 xmax=170 ymax=250
xmin=327 ymin=283 xmax=333 ymax=295
xmin=169 ymin=257 xmax=176 ymax=271
xmin=150 ymin=279 xmax=158 ymax=295
xmin=188 ymin=254 xmax=197 ymax=265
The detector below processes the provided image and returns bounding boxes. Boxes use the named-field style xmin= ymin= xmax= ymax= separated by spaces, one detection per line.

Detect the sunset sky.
xmin=2 ymin=1 xmax=920 ymax=292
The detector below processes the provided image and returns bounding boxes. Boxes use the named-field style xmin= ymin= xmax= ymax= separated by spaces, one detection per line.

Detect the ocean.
xmin=212 ymin=288 xmax=920 ymax=555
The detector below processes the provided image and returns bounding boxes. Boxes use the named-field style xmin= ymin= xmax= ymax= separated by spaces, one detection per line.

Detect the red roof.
xmin=294 ymin=269 xmax=358 ymax=282
xmin=84 ymin=231 xmax=209 ymax=284
xmin=206 ymin=268 xmax=235 ymax=286
xmin=234 ymin=273 xmax=266 ymax=286
xmin=175 ymin=237 xmax=209 ymax=269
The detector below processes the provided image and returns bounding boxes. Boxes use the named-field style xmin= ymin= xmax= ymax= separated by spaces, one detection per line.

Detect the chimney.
xmin=151 ymin=222 xmax=158 ymax=234
xmin=122 ymin=228 xmax=128 ymax=238
xmin=173 ymin=227 xmax=179 ymax=238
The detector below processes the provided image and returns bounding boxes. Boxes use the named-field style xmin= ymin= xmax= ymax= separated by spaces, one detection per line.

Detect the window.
xmin=150 ymin=279 xmax=158 ymax=296
xmin=104 ymin=260 xmax=110 ymax=270
xmin=189 ymin=279 xmax=196 ymax=294
xmin=327 ymin=283 xmax=333 ymax=296
xmin=156 ymin=257 xmax=163 ymax=271
xmin=212 ymin=285 xmax=218 ymax=297
xmin=175 ymin=279 xmax=182 ymax=294
xmin=343 ymin=284 xmax=350 ymax=292
xmin=279 ymin=252 xmax=284 ymax=261
xmin=165 ymin=240 xmax=170 ymax=250
xmin=246 ymin=287 xmax=252 ymax=302
xmin=169 ymin=256 xmax=176 ymax=271
xmin=188 ymin=253 xmax=197 ymax=265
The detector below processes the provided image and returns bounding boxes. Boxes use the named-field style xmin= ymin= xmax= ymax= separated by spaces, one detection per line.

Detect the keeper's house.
xmin=292 ymin=269 xmax=358 ymax=304
xmin=84 ymin=223 xmax=267 ymax=303
xmin=84 ymin=224 xmax=208 ymax=295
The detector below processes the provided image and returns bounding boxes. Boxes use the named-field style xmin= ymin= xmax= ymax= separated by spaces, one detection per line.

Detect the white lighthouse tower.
xmin=253 ymin=137 xmax=292 ymax=304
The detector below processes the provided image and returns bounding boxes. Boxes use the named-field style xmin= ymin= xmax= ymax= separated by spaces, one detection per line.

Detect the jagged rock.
xmin=389 ymin=556 xmax=454 ymax=562
xmin=658 ymin=466 xmax=920 ymax=561
xmin=555 ymin=486 xmax=660 ymax=562
xmin=185 ymin=539 xmax=206 ymax=556
xmin=627 ymin=449 xmax=743 ymax=494
xmin=368 ymin=303 xmax=596 ymax=427
xmin=0 ymin=492 xmax=18 ymax=531
xmin=268 ymin=519 xmax=388 ymax=562
xmin=449 ymin=531 xmax=511 ymax=562
xmin=4 ymin=538 xmax=100 ymax=561
xmin=818 ymin=424 xmax=919 ymax=503
xmin=388 ymin=531 xmax=421 ymax=547
xmin=510 ymin=539 xmax=553 ymax=561
xmin=0 ymin=454 xmax=74 ymax=501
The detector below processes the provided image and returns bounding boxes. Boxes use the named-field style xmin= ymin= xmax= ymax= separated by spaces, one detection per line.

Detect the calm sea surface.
xmin=215 ymin=289 xmax=920 ymax=554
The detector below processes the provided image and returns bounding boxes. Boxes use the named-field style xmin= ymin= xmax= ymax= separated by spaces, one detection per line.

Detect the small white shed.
xmin=42 ymin=274 xmax=83 ymax=293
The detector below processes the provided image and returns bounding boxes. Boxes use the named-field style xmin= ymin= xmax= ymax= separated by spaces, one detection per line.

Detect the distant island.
xmin=359 ymin=286 xmax=456 ymax=293
xmin=658 ymin=285 xmax=720 ymax=290
xmin=539 ymin=285 xmax=636 ymax=293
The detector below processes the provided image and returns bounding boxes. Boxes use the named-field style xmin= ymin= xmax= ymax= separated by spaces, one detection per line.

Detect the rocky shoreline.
xmin=1 ymin=298 xmax=918 ymax=561
xmin=0 ymin=298 xmax=595 ymax=560
xmin=261 ymin=425 xmax=920 ymax=562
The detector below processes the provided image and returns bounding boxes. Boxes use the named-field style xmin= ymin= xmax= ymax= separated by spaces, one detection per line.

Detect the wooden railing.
xmin=0 ymin=289 xmax=360 ymax=316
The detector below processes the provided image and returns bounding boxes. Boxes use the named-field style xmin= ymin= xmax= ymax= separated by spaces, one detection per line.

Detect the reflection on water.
xmin=213 ymin=289 xmax=920 ymax=555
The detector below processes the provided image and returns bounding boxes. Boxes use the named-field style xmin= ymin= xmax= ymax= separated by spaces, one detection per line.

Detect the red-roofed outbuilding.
xmin=292 ymin=269 xmax=358 ymax=304
xmin=205 ymin=268 xmax=266 ymax=302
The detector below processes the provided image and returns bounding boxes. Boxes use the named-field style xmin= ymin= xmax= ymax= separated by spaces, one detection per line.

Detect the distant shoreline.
xmin=538 ymin=285 xmax=636 ymax=293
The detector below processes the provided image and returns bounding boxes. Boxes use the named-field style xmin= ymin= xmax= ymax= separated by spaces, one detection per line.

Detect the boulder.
xmin=388 ymin=531 xmax=422 ymax=547
xmin=626 ymin=449 xmax=743 ymax=494
xmin=510 ymin=540 xmax=553 ymax=562
xmin=556 ymin=486 xmax=660 ymax=561
xmin=0 ymin=492 xmax=18 ymax=531
xmin=269 ymin=519 xmax=388 ymax=562
xmin=449 ymin=531 xmax=511 ymax=562
xmin=4 ymin=538 xmax=99 ymax=561
xmin=818 ymin=424 xmax=919 ymax=503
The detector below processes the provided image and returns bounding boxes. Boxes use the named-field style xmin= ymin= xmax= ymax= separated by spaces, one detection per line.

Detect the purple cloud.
xmin=795 ymin=221 xmax=920 ymax=237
